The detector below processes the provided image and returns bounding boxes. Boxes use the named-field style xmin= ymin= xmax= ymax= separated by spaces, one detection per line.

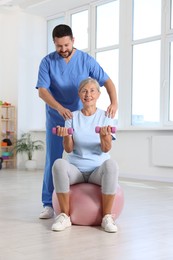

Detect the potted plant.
xmin=13 ymin=132 xmax=44 ymax=170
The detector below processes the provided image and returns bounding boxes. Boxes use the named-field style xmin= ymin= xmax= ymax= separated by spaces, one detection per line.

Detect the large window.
xmin=96 ymin=1 xmax=119 ymax=48
xmin=169 ymin=2 xmax=173 ymax=122
xmin=96 ymin=50 xmax=119 ymax=116
xmin=47 ymin=0 xmax=173 ymax=130
xmin=132 ymin=0 xmax=161 ymax=126
xmin=71 ymin=10 xmax=88 ymax=50
xmin=95 ymin=1 xmax=119 ymax=121
xmin=132 ymin=41 xmax=161 ymax=125
xmin=171 ymin=0 xmax=173 ymax=29
xmin=169 ymin=42 xmax=173 ymax=121
xmin=133 ymin=0 xmax=161 ymax=40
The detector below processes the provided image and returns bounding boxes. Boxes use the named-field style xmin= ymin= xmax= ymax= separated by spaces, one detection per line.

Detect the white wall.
xmin=0 ymin=7 xmax=46 ymax=132
xmin=0 ymin=9 xmax=19 ymax=106
xmin=0 ymin=7 xmax=47 ymax=168
xmin=110 ymin=130 xmax=173 ymax=182
xmin=17 ymin=10 xmax=47 ymax=134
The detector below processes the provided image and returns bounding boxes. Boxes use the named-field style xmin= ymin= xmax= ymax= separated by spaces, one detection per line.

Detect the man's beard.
xmin=59 ymin=48 xmax=73 ymax=58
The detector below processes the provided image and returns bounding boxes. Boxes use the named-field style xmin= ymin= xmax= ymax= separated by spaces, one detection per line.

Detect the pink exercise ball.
xmin=52 ymin=183 xmax=124 ymax=226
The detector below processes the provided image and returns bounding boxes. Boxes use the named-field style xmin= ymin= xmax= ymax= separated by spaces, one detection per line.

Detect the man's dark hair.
xmin=52 ymin=24 xmax=73 ymax=40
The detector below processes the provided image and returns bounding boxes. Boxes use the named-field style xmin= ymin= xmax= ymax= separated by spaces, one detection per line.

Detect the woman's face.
xmin=79 ymin=82 xmax=100 ymax=107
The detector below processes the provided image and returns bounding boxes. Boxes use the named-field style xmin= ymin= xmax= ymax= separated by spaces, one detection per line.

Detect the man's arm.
xmin=104 ymin=78 xmax=118 ymax=118
xmin=38 ymin=87 xmax=72 ymax=120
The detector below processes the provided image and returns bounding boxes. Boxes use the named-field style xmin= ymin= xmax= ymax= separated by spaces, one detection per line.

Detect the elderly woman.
xmin=52 ymin=78 xmax=119 ymax=233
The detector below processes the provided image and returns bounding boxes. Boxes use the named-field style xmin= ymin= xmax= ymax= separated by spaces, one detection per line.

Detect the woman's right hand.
xmin=55 ymin=126 xmax=70 ymax=137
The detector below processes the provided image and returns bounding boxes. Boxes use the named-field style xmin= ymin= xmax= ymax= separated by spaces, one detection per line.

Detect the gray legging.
xmin=52 ymin=158 xmax=119 ymax=194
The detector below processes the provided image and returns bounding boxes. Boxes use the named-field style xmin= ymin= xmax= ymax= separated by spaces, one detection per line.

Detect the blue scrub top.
xmin=36 ymin=49 xmax=109 ymax=127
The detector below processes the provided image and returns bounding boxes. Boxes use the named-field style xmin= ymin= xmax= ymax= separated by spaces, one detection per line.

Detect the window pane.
xmin=132 ymin=41 xmax=160 ymax=125
xmin=133 ymin=0 xmax=161 ymax=40
xmin=171 ymin=0 xmax=173 ymax=29
xmin=47 ymin=17 xmax=64 ymax=53
xmin=96 ymin=1 xmax=119 ymax=48
xmin=169 ymin=42 xmax=173 ymax=121
xmin=96 ymin=49 xmax=119 ymax=121
xmin=71 ymin=10 xmax=88 ymax=50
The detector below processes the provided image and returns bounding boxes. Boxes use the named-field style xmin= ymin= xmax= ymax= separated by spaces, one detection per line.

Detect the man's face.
xmin=54 ymin=36 xmax=74 ymax=58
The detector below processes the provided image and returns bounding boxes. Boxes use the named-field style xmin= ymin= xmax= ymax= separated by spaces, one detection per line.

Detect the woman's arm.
xmin=63 ymin=135 xmax=74 ymax=153
xmin=54 ymin=126 xmax=74 ymax=153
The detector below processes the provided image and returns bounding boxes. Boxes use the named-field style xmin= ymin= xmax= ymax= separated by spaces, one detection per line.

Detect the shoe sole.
xmin=52 ymin=222 xmax=72 ymax=232
xmin=39 ymin=213 xmax=54 ymax=219
xmin=101 ymin=223 xmax=118 ymax=233
xmin=103 ymin=228 xmax=118 ymax=233
xmin=39 ymin=215 xmax=54 ymax=219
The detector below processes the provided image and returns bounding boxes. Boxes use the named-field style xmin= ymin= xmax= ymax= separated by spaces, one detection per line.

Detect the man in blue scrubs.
xmin=36 ymin=24 xmax=118 ymax=219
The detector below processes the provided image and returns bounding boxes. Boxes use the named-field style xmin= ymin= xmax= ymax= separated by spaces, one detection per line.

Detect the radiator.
xmin=151 ymin=136 xmax=173 ymax=167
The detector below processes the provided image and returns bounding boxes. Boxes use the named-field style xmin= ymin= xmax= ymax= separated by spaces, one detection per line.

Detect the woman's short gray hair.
xmin=78 ymin=78 xmax=101 ymax=93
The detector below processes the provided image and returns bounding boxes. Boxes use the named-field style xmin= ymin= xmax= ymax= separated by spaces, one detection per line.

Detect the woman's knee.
xmin=52 ymin=158 xmax=68 ymax=177
xmin=52 ymin=159 xmax=70 ymax=193
xmin=103 ymin=159 xmax=119 ymax=176
xmin=101 ymin=159 xmax=119 ymax=194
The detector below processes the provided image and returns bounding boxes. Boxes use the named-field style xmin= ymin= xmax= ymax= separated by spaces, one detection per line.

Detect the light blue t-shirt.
xmin=35 ymin=49 xmax=109 ymax=127
xmin=65 ymin=108 xmax=116 ymax=172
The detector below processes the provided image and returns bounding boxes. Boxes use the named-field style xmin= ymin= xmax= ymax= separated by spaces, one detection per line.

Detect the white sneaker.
xmin=101 ymin=214 xmax=118 ymax=233
xmin=52 ymin=213 xmax=71 ymax=232
xmin=39 ymin=206 xmax=54 ymax=219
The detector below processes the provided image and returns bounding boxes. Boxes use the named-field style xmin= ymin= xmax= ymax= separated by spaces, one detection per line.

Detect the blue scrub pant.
xmin=42 ymin=127 xmax=63 ymax=207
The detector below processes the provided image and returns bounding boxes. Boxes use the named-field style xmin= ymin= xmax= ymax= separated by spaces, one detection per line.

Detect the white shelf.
xmin=0 ymin=105 xmax=16 ymax=168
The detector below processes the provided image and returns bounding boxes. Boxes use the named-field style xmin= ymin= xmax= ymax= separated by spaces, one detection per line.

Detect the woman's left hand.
xmin=99 ymin=126 xmax=112 ymax=136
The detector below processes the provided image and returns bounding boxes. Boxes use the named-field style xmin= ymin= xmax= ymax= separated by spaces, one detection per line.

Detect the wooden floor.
xmin=0 ymin=169 xmax=172 ymax=260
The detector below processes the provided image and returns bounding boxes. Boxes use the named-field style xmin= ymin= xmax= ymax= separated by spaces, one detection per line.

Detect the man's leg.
xmin=39 ymin=127 xmax=63 ymax=219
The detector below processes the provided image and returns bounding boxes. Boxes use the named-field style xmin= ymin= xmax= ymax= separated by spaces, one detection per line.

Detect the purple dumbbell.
xmin=52 ymin=127 xmax=74 ymax=135
xmin=95 ymin=126 xmax=116 ymax=133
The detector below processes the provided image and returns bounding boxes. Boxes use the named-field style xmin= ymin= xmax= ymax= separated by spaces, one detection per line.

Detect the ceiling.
xmin=0 ymin=0 xmax=95 ymax=17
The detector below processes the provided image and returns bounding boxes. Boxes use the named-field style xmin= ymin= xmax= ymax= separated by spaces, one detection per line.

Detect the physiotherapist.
xmin=36 ymin=24 xmax=118 ymax=219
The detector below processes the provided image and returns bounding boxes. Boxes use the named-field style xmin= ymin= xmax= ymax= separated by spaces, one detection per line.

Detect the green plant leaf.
xmin=12 ymin=132 xmax=44 ymax=160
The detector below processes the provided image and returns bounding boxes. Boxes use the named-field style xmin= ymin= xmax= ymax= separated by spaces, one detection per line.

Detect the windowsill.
xmin=30 ymin=129 xmax=46 ymax=132
xmin=117 ymin=127 xmax=173 ymax=131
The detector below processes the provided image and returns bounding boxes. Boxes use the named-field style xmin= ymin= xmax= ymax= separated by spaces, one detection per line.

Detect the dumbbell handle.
xmin=95 ymin=126 xmax=116 ymax=134
xmin=52 ymin=127 xmax=74 ymax=135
